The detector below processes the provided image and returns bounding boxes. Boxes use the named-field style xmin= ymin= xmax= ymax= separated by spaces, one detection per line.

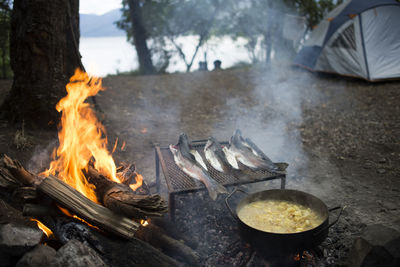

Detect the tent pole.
xmin=359 ymin=15 xmax=370 ymax=80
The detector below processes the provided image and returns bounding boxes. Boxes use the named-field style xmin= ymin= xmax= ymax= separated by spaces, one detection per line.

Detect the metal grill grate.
xmin=157 ymin=142 xmax=283 ymax=193
xmin=154 ymin=140 xmax=286 ymax=220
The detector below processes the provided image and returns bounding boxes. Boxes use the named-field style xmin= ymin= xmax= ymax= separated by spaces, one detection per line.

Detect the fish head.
xmin=178 ymin=133 xmax=191 ymax=149
xmin=169 ymin=144 xmax=179 ymax=156
xmin=179 ymin=133 xmax=188 ymax=142
xmin=205 ymin=137 xmax=217 ymax=150
xmin=231 ymin=132 xmax=241 ymax=147
xmin=233 ymin=129 xmax=242 ymax=137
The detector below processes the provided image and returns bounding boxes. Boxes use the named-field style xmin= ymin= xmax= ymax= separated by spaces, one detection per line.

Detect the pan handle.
xmin=225 ymin=187 xmax=249 ymax=220
xmin=313 ymin=206 xmax=345 ymax=236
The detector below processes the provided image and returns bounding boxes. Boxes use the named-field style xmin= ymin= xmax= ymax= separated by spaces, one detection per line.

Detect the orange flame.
xmin=41 ymin=69 xmax=122 ymax=202
xmin=57 ymin=206 xmax=99 ymax=230
xmin=31 ymin=218 xmax=54 ymax=238
xmin=112 ymin=137 xmax=118 ymax=153
xmin=140 ymin=219 xmax=149 ymax=227
xmin=121 ymin=141 xmax=126 ymax=151
xmin=129 ymin=173 xmax=143 ymax=191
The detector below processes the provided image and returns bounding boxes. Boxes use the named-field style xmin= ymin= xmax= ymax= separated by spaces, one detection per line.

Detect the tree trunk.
xmin=1 ymin=42 xmax=6 ymax=79
xmin=127 ymin=0 xmax=156 ymax=75
xmin=0 ymin=0 xmax=82 ymax=129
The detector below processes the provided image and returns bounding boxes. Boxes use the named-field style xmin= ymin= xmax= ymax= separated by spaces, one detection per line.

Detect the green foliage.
xmin=292 ymin=0 xmax=343 ymax=28
xmin=0 ymin=0 xmax=12 ymax=79
xmin=116 ymin=0 xmax=231 ymax=72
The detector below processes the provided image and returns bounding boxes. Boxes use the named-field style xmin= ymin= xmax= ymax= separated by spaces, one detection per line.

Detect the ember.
xmin=31 ymin=218 xmax=54 ymax=239
xmin=57 ymin=206 xmax=99 ymax=230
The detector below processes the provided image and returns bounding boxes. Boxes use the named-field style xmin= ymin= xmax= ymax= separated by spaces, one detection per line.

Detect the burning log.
xmin=0 ymin=166 xmax=21 ymax=189
xmin=38 ymin=176 xmax=140 ymax=239
xmin=117 ymin=163 xmax=150 ymax=195
xmin=85 ymin=165 xmax=168 ymax=219
xmin=22 ymin=203 xmax=60 ymax=218
xmin=0 ymin=155 xmax=140 ymax=240
xmin=46 ymin=218 xmax=181 ymax=267
xmin=12 ymin=187 xmax=38 ymax=201
xmin=25 ymin=215 xmax=181 ymax=267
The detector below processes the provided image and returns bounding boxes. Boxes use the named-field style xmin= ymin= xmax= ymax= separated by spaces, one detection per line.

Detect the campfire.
xmin=0 ymin=67 xmax=331 ymax=266
xmin=4 ymin=69 xmax=167 ymax=232
xmin=0 ymin=69 xmax=205 ymax=266
xmin=41 ymin=69 xmax=142 ymax=202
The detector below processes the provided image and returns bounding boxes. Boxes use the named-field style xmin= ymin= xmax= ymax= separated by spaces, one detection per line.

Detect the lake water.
xmin=80 ymin=36 xmax=253 ymax=77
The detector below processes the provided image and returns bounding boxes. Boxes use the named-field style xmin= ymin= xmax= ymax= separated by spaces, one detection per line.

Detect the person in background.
xmin=213 ymin=60 xmax=222 ymax=71
xmin=198 ymin=61 xmax=208 ymax=71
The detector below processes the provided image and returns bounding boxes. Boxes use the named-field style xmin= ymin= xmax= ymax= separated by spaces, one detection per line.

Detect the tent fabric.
xmin=294 ymin=46 xmax=322 ymax=69
xmin=294 ymin=0 xmax=400 ymax=81
xmin=323 ymin=0 xmax=399 ymax=46
xmin=361 ymin=6 xmax=400 ymax=80
xmin=315 ymin=18 xmax=367 ymax=78
xmin=304 ymin=19 xmax=330 ymax=47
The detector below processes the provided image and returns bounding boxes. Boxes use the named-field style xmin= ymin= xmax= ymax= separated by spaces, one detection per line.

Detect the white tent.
xmin=294 ymin=0 xmax=400 ymax=81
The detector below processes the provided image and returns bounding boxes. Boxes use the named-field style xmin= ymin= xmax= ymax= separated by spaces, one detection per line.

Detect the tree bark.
xmin=1 ymin=0 xmax=82 ymax=129
xmin=127 ymin=0 xmax=156 ymax=75
xmin=1 ymin=42 xmax=6 ymax=79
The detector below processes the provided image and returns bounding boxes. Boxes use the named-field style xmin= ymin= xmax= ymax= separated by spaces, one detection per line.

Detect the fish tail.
xmin=202 ymin=171 xmax=228 ymax=200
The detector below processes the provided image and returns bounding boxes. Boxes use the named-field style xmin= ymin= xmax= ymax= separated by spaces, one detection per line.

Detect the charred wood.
xmin=12 ymin=187 xmax=38 ymax=201
xmin=38 ymin=175 xmax=140 ymax=239
xmin=135 ymin=223 xmax=201 ymax=266
xmin=117 ymin=163 xmax=136 ymax=185
xmin=0 ymin=166 xmax=21 ymax=189
xmin=0 ymin=155 xmax=140 ymax=239
xmin=151 ymin=217 xmax=198 ymax=249
xmin=35 ymin=217 xmax=181 ymax=267
xmin=117 ymin=163 xmax=150 ymax=195
xmin=22 ymin=203 xmax=60 ymax=217
xmin=0 ymin=155 xmax=39 ymax=186
xmin=86 ymin=166 xmax=167 ymax=219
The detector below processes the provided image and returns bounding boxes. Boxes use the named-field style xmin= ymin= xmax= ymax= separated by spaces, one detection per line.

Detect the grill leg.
xmin=155 ymin=150 xmax=160 ymax=193
xmin=280 ymin=176 xmax=286 ymax=189
xmin=169 ymin=193 xmax=176 ymax=221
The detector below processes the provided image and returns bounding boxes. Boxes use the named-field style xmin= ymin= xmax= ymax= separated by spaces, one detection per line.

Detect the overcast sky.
xmin=80 ymin=0 xmax=122 ymax=15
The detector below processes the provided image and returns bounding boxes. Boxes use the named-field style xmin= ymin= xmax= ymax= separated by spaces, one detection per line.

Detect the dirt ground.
xmin=0 ymin=66 xmax=399 ymax=265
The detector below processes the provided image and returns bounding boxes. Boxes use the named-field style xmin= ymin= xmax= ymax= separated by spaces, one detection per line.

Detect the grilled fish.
xmin=222 ymin=146 xmax=240 ymax=170
xmin=178 ymin=133 xmax=208 ymax=170
xmin=241 ymin=137 xmax=279 ymax=171
xmin=204 ymin=137 xmax=233 ymax=173
xmin=229 ymin=130 xmax=279 ymax=171
xmin=190 ymin=149 xmax=208 ymax=171
xmin=170 ymin=134 xmax=227 ymax=200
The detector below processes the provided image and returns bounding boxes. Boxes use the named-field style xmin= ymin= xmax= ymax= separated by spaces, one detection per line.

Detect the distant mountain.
xmin=80 ymin=9 xmax=125 ymax=37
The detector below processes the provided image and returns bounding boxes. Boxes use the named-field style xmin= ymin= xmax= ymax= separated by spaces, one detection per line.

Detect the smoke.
xmin=27 ymin=139 xmax=58 ymax=174
xmin=216 ymin=66 xmax=314 ymax=175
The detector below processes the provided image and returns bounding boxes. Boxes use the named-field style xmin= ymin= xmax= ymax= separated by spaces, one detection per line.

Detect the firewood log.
xmin=151 ymin=217 xmax=198 ymax=249
xmin=32 ymin=216 xmax=181 ymax=267
xmin=135 ymin=223 xmax=201 ymax=266
xmin=117 ymin=163 xmax=150 ymax=195
xmin=0 ymin=165 xmax=21 ymax=189
xmin=0 ymin=155 xmax=139 ymax=240
xmin=85 ymin=166 xmax=168 ymax=219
